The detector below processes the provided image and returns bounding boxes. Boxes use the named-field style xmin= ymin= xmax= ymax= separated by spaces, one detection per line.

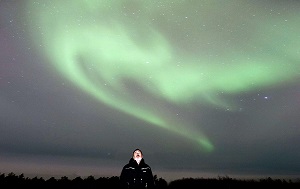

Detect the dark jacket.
xmin=120 ymin=158 xmax=154 ymax=189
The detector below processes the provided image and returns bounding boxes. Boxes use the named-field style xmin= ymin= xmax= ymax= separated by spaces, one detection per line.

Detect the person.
xmin=120 ymin=149 xmax=154 ymax=189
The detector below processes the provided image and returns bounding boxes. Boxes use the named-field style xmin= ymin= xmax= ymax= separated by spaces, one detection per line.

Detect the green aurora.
xmin=26 ymin=0 xmax=300 ymax=152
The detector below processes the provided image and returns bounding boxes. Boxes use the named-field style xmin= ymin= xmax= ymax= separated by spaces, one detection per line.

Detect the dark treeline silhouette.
xmin=1 ymin=172 xmax=300 ymax=189
xmin=168 ymin=176 xmax=300 ymax=189
xmin=0 ymin=172 xmax=167 ymax=189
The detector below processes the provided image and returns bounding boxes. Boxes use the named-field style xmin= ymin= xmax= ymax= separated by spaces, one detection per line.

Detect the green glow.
xmin=26 ymin=0 xmax=300 ymax=152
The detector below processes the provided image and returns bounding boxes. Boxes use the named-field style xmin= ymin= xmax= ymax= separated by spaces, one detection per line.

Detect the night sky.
xmin=1 ymin=0 xmax=300 ymax=182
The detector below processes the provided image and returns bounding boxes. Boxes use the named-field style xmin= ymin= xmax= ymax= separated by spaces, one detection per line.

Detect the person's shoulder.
xmin=142 ymin=162 xmax=151 ymax=168
xmin=123 ymin=163 xmax=130 ymax=167
xmin=122 ymin=162 xmax=131 ymax=169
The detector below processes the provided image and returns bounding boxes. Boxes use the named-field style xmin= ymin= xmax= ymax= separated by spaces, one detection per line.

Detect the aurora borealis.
xmin=1 ymin=0 xmax=300 ymax=181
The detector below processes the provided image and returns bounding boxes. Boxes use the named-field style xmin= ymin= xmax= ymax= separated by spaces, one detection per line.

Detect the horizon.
xmin=1 ymin=154 xmax=299 ymax=183
xmin=1 ymin=0 xmax=300 ymax=182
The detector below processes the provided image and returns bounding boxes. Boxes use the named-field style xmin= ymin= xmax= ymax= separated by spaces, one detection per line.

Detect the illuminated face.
xmin=133 ymin=150 xmax=143 ymax=165
xmin=133 ymin=150 xmax=143 ymax=160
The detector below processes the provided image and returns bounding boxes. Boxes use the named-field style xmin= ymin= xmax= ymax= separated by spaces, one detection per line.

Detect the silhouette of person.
xmin=120 ymin=149 xmax=154 ymax=189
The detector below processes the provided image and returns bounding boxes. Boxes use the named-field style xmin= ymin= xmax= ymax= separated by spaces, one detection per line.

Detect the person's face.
xmin=133 ymin=150 xmax=143 ymax=160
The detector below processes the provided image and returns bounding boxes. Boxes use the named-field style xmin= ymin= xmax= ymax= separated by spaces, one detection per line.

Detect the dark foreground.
xmin=1 ymin=172 xmax=299 ymax=189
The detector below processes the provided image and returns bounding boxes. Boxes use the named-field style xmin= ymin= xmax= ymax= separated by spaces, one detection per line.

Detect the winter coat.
xmin=120 ymin=158 xmax=154 ymax=189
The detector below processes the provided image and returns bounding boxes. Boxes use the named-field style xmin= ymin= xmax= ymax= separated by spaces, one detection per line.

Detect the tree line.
xmin=0 ymin=172 xmax=167 ymax=189
xmin=1 ymin=172 xmax=300 ymax=189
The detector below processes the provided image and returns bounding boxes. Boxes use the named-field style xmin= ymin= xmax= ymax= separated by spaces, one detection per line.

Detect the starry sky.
xmin=1 ymin=0 xmax=300 ymax=182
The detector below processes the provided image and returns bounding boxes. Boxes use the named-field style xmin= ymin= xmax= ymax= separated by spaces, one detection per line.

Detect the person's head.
xmin=133 ymin=149 xmax=143 ymax=164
